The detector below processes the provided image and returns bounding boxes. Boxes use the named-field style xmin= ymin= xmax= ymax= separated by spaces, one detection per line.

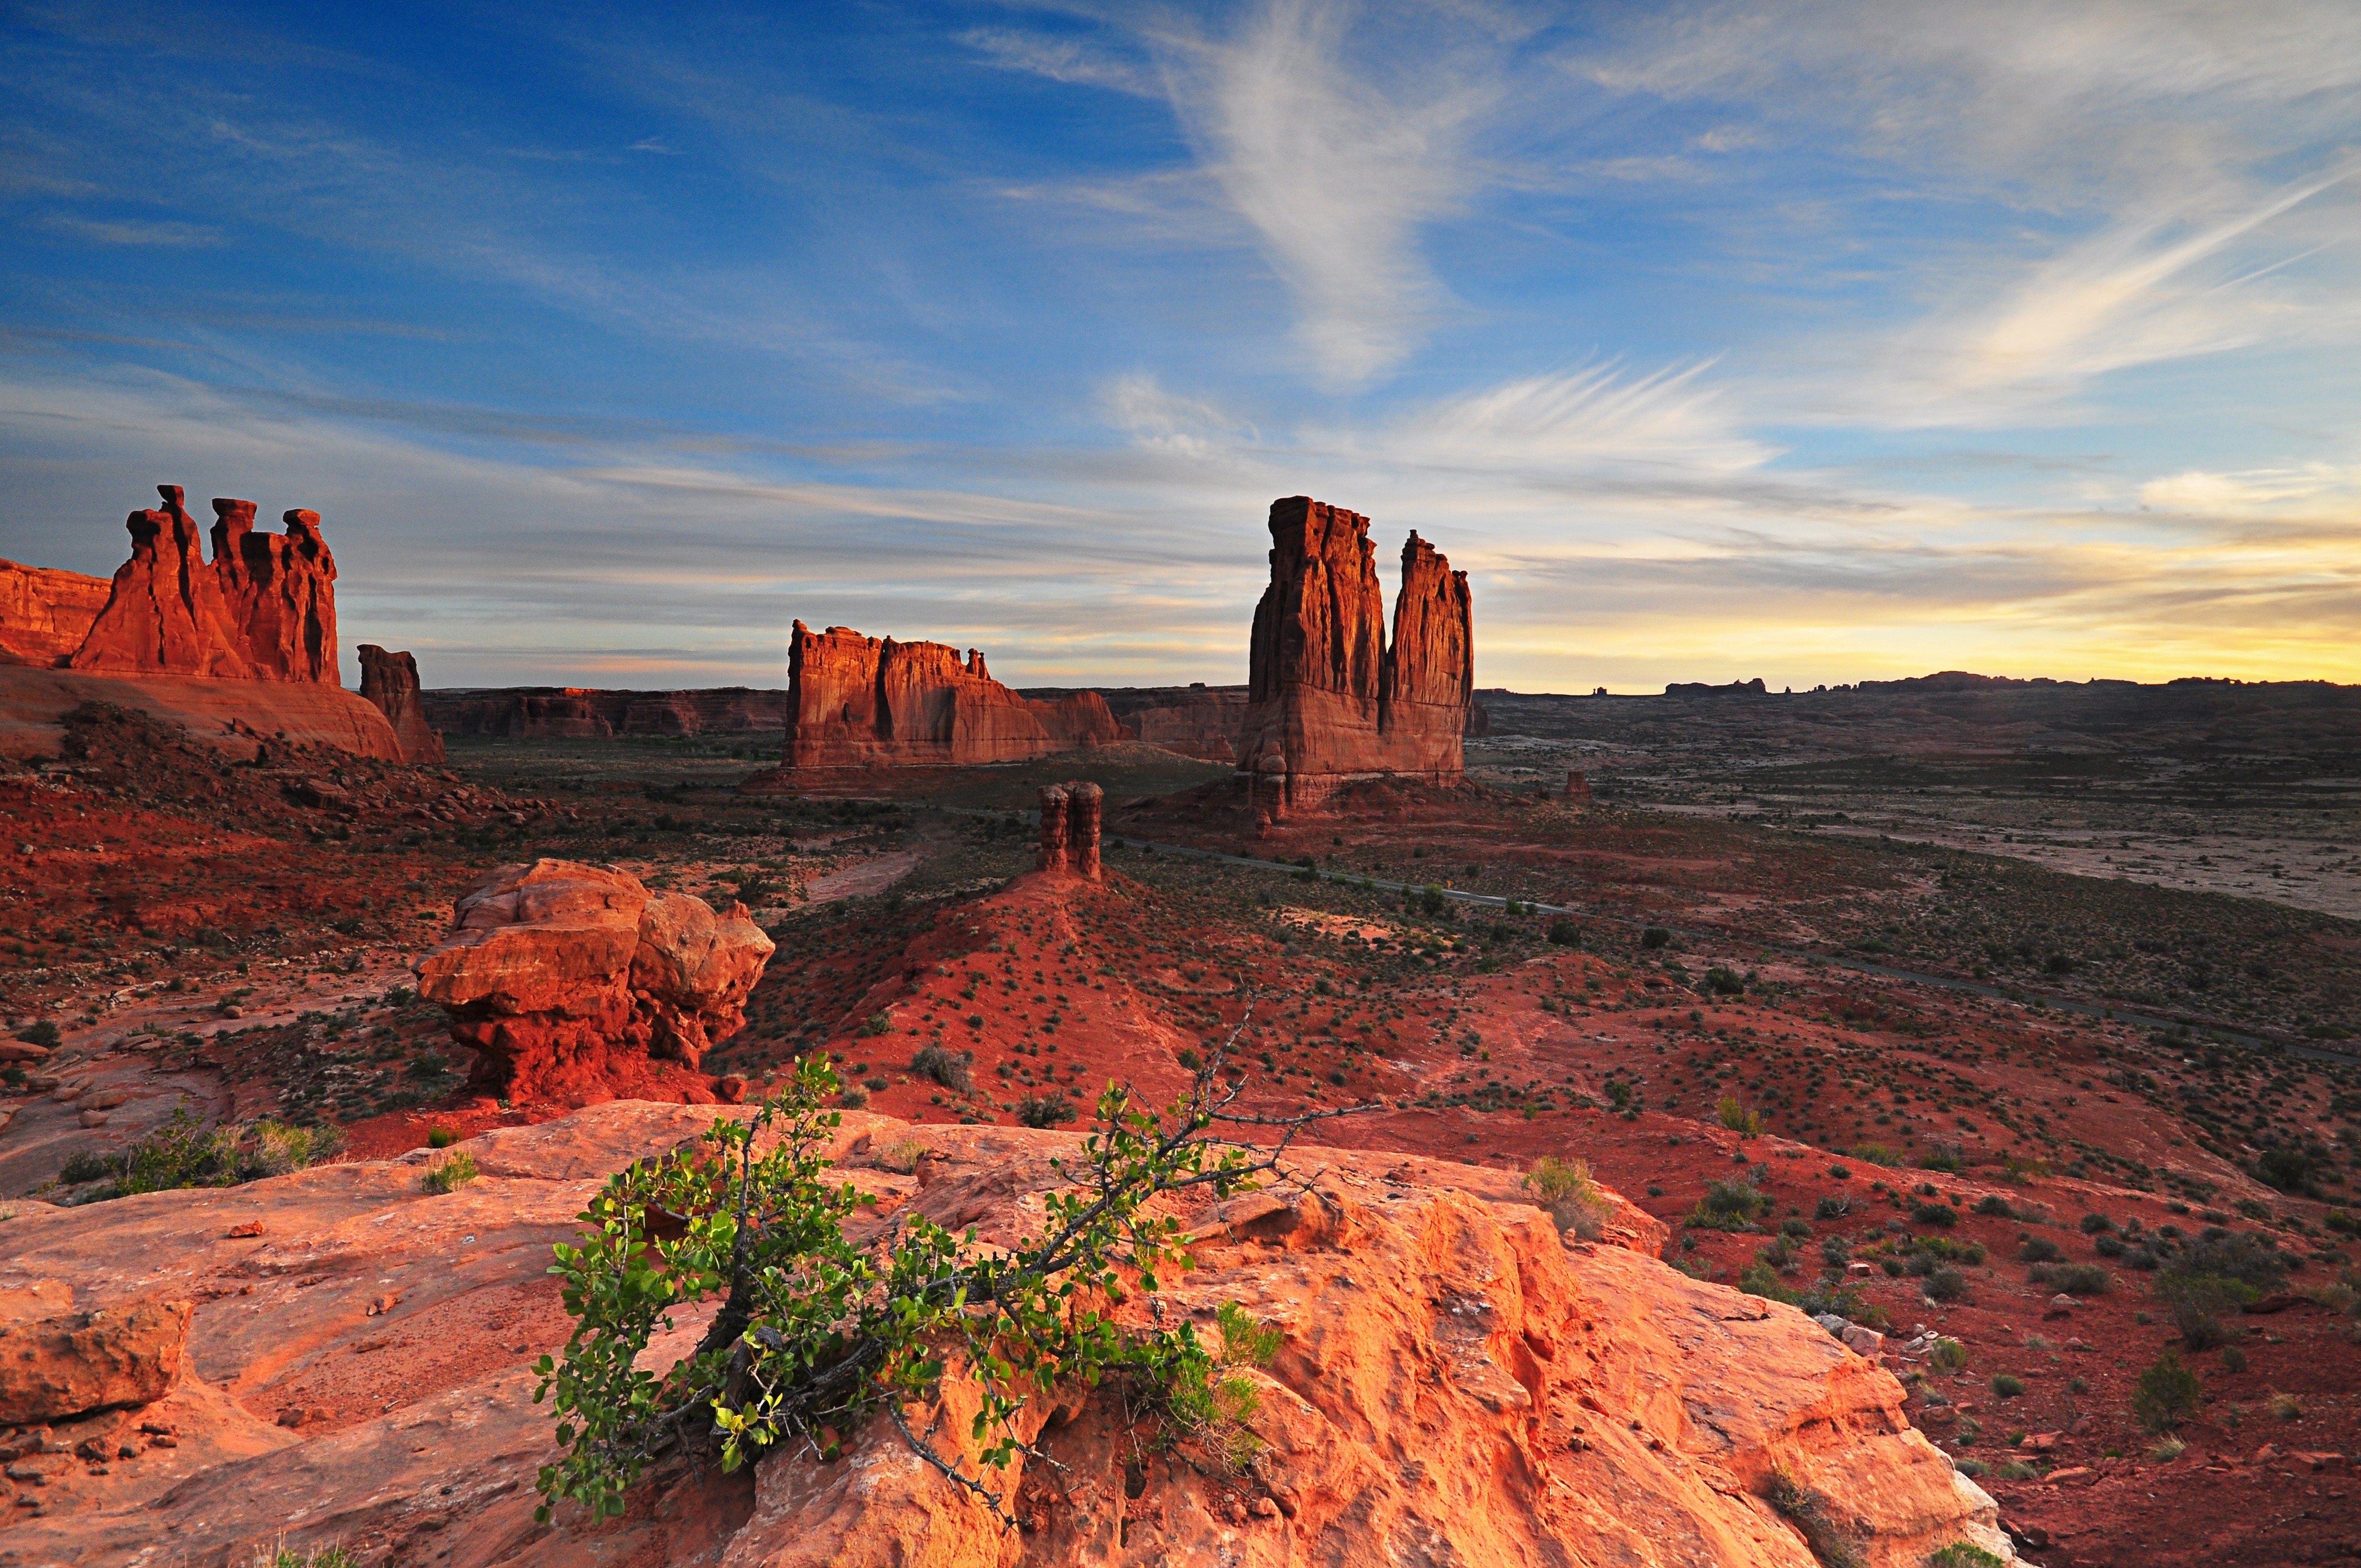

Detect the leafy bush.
xmin=1928 ymin=1544 xmax=2008 ymax=1567
xmin=2253 ymin=1146 xmax=2323 ymax=1197
xmin=1546 ymin=920 xmax=1580 ymax=947
xmin=1925 ymin=1267 xmax=1968 ymax=1303
xmin=2132 ymin=1349 xmax=2201 ymax=1433
xmin=428 ymin=1128 xmax=458 ymax=1149
xmin=1815 ymin=1195 xmax=1854 ymax=1220
xmin=1525 ymin=1156 xmax=1612 ymax=1240
xmin=2168 ymin=1229 xmax=2288 ymax=1295
xmin=1929 ymin=1337 xmax=1969 ymax=1373
xmin=59 ymin=1150 xmax=114 ymax=1185
xmin=242 ymin=1119 xmax=341 ymax=1179
xmin=2080 ymin=1212 xmax=2116 ymax=1234
xmin=1016 ymin=1093 xmax=1076 ymax=1128
xmin=1717 ymin=1097 xmax=1765 ymax=1136
xmin=1688 ymin=1179 xmax=1770 ymax=1230
xmin=1703 ymin=967 xmax=1745 ymax=997
xmin=2019 ymin=1237 xmax=2062 ymax=1264
xmin=15 ymin=1019 xmax=59 ymax=1047
xmin=1764 ymin=1468 xmax=1863 ymax=1568
xmin=1974 ymin=1195 xmax=2013 ymax=1218
xmin=910 ymin=1046 xmax=973 ymax=1094
xmin=858 ymin=1012 xmax=893 ymax=1038
xmin=531 ymin=1054 xmax=1305 ymax=1526
xmin=90 ymin=1106 xmax=240 ymax=1201
xmin=2046 ymin=1263 xmax=2111 ymax=1296
xmin=422 ymin=1150 xmax=480 ymax=1194
xmin=1912 ymin=1203 xmax=1957 ymax=1228
xmin=1989 ymin=1374 xmax=2025 ymax=1398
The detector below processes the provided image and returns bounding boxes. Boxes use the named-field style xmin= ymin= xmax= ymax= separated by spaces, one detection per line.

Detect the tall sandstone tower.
xmin=1236 ymin=496 xmax=1472 ymax=812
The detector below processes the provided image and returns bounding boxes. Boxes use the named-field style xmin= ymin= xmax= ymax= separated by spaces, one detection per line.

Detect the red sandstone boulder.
xmin=356 ymin=644 xmax=445 ymax=763
xmin=415 ymin=859 xmax=774 ymax=1102
xmin=0 ymin=1297 xmax=191 ymax=1424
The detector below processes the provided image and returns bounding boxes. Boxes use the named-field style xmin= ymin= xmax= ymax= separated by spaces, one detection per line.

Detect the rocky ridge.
xmin=0 ymin=1101 xmax=2009 ymax=1567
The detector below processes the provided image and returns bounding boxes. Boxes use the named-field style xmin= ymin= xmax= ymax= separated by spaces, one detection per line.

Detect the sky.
xmin=2 ymin=0 xmax=2358 ymax=694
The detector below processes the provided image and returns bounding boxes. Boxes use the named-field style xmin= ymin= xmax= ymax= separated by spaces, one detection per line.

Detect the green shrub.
xmin=1717 ymin=1097 xmax=1765 ymax=1136
xmin=910 ymin=1046 xmax=973 ymax=1094
xmin=1016 ymin=1093 xmax=1076 ymax=1128
xmin=242 ymin=1118 xmax=341 ymax=1179
xmin=2019 ymin=1237 xmax=2061 ymax=1264
xmin=427 ymin=1128 xmax=458 ymax=1149
xmin=1925 ymin=1267 xmax=1969 ymax=1303
xmin=858 ymin=1012 xmax=893 ymax=1038
xmin=2080 ymin=1212 xmax=2115 ymax=1234
xmin=15 ymin=1020 xmax=60 ymax=1048
xmin=1815 ymin=1195 xmax=1854 ymax=1220
xmin=1912 ymin=1202 xmax=1956 ymax=1228
xmin=2132 ymin=1349 xmax=2201 ymax=1433
xmin=530 ymin=1055 xmax=1306 ymax=1527
xmin=95 ymin=1105 xmax=240 ymax=1201
xmin=1974 ymin=1195 xmax=2013 ymax=1217
xmin=1703 ymin=967 xmax=1745 ymax=996
xmin=1764 ymin=1468 xmax=1863 ymax=1568
xmin=1546 ymin=920 xmax=1580 ymax=946
xmin=59 ymin=1149 xmax=116 ymax=1185
xmin=2156 ymin=1272 xmax=2255 ymax=1351
xmin=422 ymin=1150 xmax=480 ymax=1194
xmin=1640 ymin=926 xmax=1672 ymax=949
xmin=2047 ymin=1262 xmax=2111 ymax=1296
xmin=1688 ymin=1179 xmax=1770 ymax=1230
xmin=1525 ymin=1156 xmax=1613 ymax=1240
xmin=2167 ymin=1229 xmax=2288 ymax=1295
xmin=1989 ymin=1374 xmax=2025 ymax=1398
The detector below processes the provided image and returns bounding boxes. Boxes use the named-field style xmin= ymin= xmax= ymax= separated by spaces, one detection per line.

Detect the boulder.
xmin=416 ymin=859 xmax=774 ymax=1102
xmin=356 ymin=645 xmax=445 ymax=763
xmin=0 ymin=1297 xmax=191 ymax=1425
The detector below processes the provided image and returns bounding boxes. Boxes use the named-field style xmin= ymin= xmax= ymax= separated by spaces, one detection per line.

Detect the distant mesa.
xmin=1235 ymin=496 xmax=1473 ymax=813
xmin=0 ymin=483 xmax=414 ymax=762
xmin=780 ymin=621 xmax=1123 ymax=767
xmin=421 ymin=685 xmax=788 ymax=740
xmin=1664 ymin=677 xmax=1767 ymax=697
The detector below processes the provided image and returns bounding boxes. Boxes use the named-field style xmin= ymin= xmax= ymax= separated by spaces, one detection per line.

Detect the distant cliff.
xmin=421 ymin=686 xmax=791 ymax=739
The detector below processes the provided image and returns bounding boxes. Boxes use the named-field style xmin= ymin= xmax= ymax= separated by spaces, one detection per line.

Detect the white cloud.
xmin=961 ymin=28 xmax=1156 ymax=97
xmin=36 ymin=213 xmax=222 ymax=247
xmin=2139 ymin=463 xmax=2361 ymax=516
xmin=1154 ymin=0 xmax=1487 ymax=388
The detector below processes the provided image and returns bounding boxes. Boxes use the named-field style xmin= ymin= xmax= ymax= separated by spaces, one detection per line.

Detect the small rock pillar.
xmin=1037 ymin=785 xmax=1069 ymax=873
xmin=1069 ymin=782 xmax=1102 ymax=881
xmin=1564 ymin=770 xmax=1593 ymax=804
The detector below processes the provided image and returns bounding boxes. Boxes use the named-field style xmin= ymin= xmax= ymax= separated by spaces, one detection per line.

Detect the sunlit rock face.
xmin=1237 ymin=496 xmax=1472 ymax=810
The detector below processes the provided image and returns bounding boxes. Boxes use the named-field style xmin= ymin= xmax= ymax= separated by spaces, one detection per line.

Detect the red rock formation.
xmin=356 ymin=645 xmax=445 ymax=764
xmin=0 ymin=1297 xmax=189 ymax=1424
xmin=415 ymin=859 xmax=774 ymax=1104
xmin=1036 ymin=781 xmax=1103 ymax=880
xmin=1236 ymin=497 xmax=1473 ymax=810
xmin=1074 ymin=684 xmax=1251 ymax=762
xmin=785 ymin=621 xmax=1124 ymax=767
xmin=0 ymin=559 xmax=110 ymax=668
xmin=1565 ymin=769 xmax=1593 ymax=803
xmin=67 ymin=484 xmax=342 ymax=683
xmin=209 ymin=500 xmax=339 ymax=682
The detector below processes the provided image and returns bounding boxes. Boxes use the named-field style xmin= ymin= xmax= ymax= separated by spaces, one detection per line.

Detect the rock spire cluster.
xmin=1036 ymin=781 xmax=1103 ymax=879
xmin=1236 ymin=496 xmax=1473 ymax=811
xmin=69 ymin=485 xmax=341 ymax=683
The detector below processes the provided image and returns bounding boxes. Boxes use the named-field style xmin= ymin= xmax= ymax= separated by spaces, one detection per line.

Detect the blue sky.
xmin=3 ymin=1 xmax=2358 ymax=692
